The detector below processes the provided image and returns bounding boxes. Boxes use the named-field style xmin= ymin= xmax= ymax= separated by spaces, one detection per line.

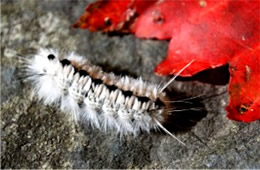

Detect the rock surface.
xmin=1 ymin=0 xmax=259 ymax=168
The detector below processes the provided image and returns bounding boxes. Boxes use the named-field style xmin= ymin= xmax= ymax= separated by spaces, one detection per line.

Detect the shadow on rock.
xmin=162 ymin=89 xmax=208 ymax=133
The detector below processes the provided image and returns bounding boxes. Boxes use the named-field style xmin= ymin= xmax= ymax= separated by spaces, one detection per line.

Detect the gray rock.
xmin=1 ymin=0 xmax=259 ymax=168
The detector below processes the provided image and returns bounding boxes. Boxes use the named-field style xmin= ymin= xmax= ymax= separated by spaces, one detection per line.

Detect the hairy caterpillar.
xmin=20 ymin=48 xmax=194 ymax=145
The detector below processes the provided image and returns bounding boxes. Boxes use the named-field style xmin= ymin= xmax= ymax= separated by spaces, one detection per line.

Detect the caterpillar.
xmin=20 ymin=48 xmax=194 ymax=145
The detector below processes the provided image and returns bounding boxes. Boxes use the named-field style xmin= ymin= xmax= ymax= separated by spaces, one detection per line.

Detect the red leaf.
xmin=226 ymin=45 xmax=260 ymax=122
xmin=73 ymin=0 xmax=156 ymax=32
xmin=133 ymin=1 xmax=222 ymax=39
xmin=74 ymin=0 xmax=260 ymax=122
xmin=152 ymin=1 xmax=259 ymax=76
xmin=73 ymin=0 xmax=131 ymax=31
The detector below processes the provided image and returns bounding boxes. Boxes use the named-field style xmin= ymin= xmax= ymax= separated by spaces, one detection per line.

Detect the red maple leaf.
xmin=227 ymin=45 xmax=260 ymax=122
xmin=73 ymin=0 xmax=156 ymax=32
xmin=73 ymin=0 xmax=260 ymax=122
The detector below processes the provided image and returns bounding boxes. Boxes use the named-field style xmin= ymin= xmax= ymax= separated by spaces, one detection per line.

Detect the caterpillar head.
xmin=30 ymin=49 xmax=60 ymax=76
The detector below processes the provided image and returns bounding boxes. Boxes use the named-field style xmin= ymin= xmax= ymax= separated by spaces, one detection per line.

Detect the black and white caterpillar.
xmin=20 ymin=49 xmax=194 ymax=145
